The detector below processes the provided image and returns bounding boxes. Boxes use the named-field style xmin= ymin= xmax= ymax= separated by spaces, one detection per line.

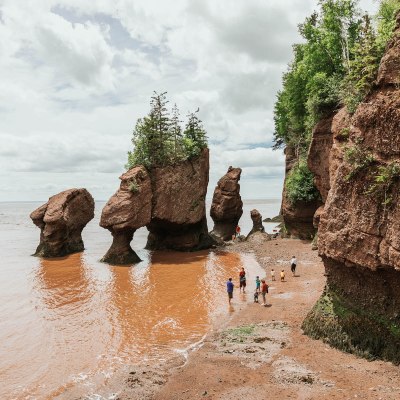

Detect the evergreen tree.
xmin=183 ymin=110 xmax=208 ymax=157
xmin=170 ymin=103 xmax=184 ymax=162
xmin=126 ymin=93 xmax=208 ymax=170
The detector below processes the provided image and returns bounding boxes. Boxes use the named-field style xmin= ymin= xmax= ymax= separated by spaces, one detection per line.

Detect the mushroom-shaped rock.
xmin=30 ymin=188 xmax=95 ymax=257
xmin=146 ymin=148 xmax=213 ymax=251
xmin=210 ymin=166 xmax=243 ymax=241
xmin=100 ymin=166 xmax=152 ymax=264
xmin=247 ymin=210 xmax=270 ymax=242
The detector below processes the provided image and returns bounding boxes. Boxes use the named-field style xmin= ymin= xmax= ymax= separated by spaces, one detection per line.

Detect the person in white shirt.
xmin=290 ymin=256 xmax=297 ymax=276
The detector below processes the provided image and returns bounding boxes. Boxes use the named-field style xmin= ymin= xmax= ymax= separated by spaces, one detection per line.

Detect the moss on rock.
xmin=302 ymin=285 xmax=400 ymax=364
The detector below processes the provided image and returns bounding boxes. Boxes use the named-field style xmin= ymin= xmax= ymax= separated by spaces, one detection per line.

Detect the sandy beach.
xmin=114 ymin=238 xmax=400 ymax=400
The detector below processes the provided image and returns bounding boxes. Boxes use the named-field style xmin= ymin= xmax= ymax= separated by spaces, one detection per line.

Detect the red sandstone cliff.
xmin=303 ymin=14 xmax=400 ymax=363
xmin=281 ymin=146 xmax=320 ymax=239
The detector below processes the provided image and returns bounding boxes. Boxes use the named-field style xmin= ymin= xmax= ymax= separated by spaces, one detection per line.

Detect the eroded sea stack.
xmin=146 ymin=148 xmax=212 ymax=251
xmin=303 ymin=14 xmax=400 ymax=364
xmin=281 ymin=146 xmax=321 ymax=239
xmin=100 ymin=167 xmax=152 ymax=264
xmin=101 ymin=149 xmax=212 ymax=264
xmin=209 ymin=167 xmax=243 ymax=242
xmin=30 ymin=188 xmax=95 ymax=257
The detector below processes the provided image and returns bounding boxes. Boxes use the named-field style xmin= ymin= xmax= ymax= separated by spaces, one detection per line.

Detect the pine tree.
xmin=170 ymin=103 xmax=184 ymax=162
xmin=183 ymin=110 xmax=208 ymax=157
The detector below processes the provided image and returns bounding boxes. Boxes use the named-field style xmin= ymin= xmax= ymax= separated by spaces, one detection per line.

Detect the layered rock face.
xmin=100 ymin=167 xmax=152 ymax=264
xmin=209 ymin=167 xmax=243 ymax=241
xmin=146 ymin=148 xmax=212 ymax=251
xmin=30 ymin=188 xmax=95 ymax=257
xmin=281 ymin=146 xmax=320 ymax=239
xmin=303 ymin=15 xmax=400 ymax=363
xmin=101 ymin=149 xmax=212 ymax=263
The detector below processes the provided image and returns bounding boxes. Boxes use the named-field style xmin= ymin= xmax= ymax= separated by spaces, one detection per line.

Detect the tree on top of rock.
xmin=127 ymin=92 xmax=208 ymax=169
xmin=183 ymin=110 xmax=208 ymax=158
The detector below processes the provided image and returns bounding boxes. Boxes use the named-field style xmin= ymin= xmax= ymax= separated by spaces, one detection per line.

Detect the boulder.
xmin=30 ymin=188 xmax=94 ymax=257
xmin=100 ymin=166 xmax=152 ymax=264
xmin=209 ymin=166 xmax=243 ymax=241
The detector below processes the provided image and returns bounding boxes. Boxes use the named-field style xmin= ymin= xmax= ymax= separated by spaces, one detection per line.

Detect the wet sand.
xmin=116 ymin=238 xmax=400 ymax=400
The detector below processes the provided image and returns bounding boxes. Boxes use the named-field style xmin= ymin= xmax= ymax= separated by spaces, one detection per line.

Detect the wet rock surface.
xmin=210 ymin=167 xmax=243 ymax=242
xmin=30 ymin=188 xmax=95 ymax=258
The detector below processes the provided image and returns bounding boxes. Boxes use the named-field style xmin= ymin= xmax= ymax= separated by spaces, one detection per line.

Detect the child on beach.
xmin=271 ymin=269 xmax=276 ymax=281
xmin=253 ymin=291 xmax=259 ymax=303
xmin=255 ymin=276 xmax=261 ymax=292
xmin=280 ymin=270 xmax=285 ymax=282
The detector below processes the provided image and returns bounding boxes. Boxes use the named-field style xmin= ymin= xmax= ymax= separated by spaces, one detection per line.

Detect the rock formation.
xmin=281 ymin=146 xmax=320 ymax=239
xmin=247 ymin=209 xmax=270 ymax=243
xmin=101 ymin=149 xmax=212 ymax=263
xmin=146 ymin=148 xmax=212 ymax=251
xmin=209 ymin=167 xmax=243 ymax=242
xmin=247 ymin=209 xmax=265 ymax=236
xmin=100 ymin=167 xmax=152 ymax=264
xmin=303 ymin=14 xmax=400 ymax=364
xmin=30 ymin=188 xmax=95 ymax=258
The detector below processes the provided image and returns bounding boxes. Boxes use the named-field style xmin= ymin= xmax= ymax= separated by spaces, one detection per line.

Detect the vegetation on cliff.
xmin=127 ymin=92 xmax=208 ymax=169
xmin=274 ymin=0 xmax=400 ymax=204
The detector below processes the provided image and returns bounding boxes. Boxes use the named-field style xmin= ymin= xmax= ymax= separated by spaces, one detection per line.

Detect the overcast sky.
xmin=0 ymin=0 xmax=378 ymax=201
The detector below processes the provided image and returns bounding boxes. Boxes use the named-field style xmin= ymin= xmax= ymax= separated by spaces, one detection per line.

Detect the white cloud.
xmin=0 ymin=0 xmax=377 ymax=201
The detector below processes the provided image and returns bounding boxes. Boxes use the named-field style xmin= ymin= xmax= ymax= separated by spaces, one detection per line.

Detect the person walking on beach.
xmin=280 ymin=269 xmax=285 ymax=282
xmin=227 ymin=278 xmax=234 ymax=305
xmin=239 ymin=267 xmax=246 ymax=293
xmin=261 ymin=279 xmax=269 ymax=306
xmin=290 ymin=255 xmax=297 ymax=276
xmin=255 ymin=275 xmax=261 ymax=292
xmin=271 ymin=269 xmax=276 ymax=281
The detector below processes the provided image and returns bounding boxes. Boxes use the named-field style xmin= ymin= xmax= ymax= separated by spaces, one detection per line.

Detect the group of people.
xmin=226 ymin=256 xmax=298 ymax=307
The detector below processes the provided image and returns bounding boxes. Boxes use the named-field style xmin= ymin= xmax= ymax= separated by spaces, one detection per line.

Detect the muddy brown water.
xmin=0 ymin=201 xmax=279 ymax=399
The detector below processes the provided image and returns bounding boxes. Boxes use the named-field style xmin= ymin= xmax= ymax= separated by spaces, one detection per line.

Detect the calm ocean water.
xmin=0 ymin=199 xmax=280 ymax=399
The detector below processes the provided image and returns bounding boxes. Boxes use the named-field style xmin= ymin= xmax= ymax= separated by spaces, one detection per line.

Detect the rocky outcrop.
xmin=209 ymin=167 xmax=243 ymax=242
xmin=100 ymin=167 xmax=152 ymax=264
xmin=146 ymin=148 xmax=212 ymax=251
xmin=303 ymin=15 xmax=400 ymax=364
xmin=247 ymin=209 xmax=270 ymax=243
xmin=247 ymin=209 xmax=265 ymax=236
xmin=30 ymin=188 xmax=94 ymax=257
xmin=281 ymin=146 xmax=320 ymax=240
xmin=101 ymin=149 xmax=212 ymax=263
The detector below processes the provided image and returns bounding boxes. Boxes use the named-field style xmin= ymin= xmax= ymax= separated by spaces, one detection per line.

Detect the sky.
xmin=0 ymin=0 xmax=378 ymax=201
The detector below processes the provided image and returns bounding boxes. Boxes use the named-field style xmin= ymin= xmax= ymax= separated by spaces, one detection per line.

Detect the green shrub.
xmin=128 ymin=180 xmax=140 ymax=194
xmin=366 ymin=162 xmax=400 ymax=206
xmin=285 ymin=161 xmax=320 ymax=204
xmin=344 ymin=139 xmax=375 ymax=180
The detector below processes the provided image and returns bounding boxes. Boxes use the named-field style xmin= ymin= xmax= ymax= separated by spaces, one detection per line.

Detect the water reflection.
xmin=6 ymin=250 xmax=262 ymax=399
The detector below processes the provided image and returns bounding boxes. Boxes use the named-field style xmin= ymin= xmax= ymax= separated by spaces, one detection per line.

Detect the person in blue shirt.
xmin=255 ymin=276 xmax=261 ymax=293
xmin=226 ymin=277 xmax=234 ymax=305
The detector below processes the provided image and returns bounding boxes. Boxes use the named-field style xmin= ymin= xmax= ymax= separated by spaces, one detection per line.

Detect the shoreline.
xmin=112 ymin=237 xmax=400 ymax=400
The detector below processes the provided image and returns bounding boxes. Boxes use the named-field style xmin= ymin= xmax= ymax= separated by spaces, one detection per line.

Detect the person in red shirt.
xmin=239 ymin=267 xmax=246 ymax=293
xmin=235 ymin=225 xmax=241 ymax=239
xmin=261 ymin=279 xmax=269 ymax=307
